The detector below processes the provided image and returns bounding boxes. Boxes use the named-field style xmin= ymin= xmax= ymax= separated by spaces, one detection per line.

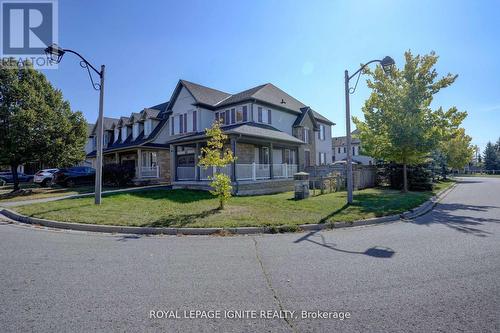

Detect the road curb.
xmin=0 ymin=183 xmax=456 ymax=236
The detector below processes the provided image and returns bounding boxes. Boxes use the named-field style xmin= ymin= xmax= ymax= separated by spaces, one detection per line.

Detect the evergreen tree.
xmin=483 ymin=142 xmax=498 ymax=171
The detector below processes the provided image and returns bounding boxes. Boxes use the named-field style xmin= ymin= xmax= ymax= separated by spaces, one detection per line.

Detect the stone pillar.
xmin=170 ymin=145 xmax=177 ymax=182
xmin=136 ymin=149 xmax=142 ymax=179
xmin=294 ymin=172 xmax=309 ymax=200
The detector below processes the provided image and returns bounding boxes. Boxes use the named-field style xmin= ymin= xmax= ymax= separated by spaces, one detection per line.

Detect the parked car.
xmin=33 ymin=168 xmax=59 ymax=187
xmin=52 ymin=167 xmax=95 ymax=187
xmin=0 ymin=171 xmax=34 ymax=184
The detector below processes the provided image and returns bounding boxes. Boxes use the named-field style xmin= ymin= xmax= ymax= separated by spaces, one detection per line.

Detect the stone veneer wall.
xmin=236 ymin=142 xmax=256 ymax=163
xmin=235 ymin=179 xmax=294 ymax=196
xmin=157 ymin=150 xmax=171 ymax=183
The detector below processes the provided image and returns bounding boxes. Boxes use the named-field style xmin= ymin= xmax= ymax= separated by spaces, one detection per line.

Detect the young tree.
xmin=441 ymin=128 xmax=474 ymax=171
xmin=483 ymin=142 xmax=498 ymax=171
xmin=353 ymin=51 xmax=465 ymax=192
xmin=197 ymin=120 xmax=235 ymax=210
xmin=0 ymin=59 xmax=87 ymax=191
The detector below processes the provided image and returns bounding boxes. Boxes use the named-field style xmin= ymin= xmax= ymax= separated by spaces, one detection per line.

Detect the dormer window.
xmin=144 ymin=119 xmax=152 ymax=136
xmin=114 ymin=128 xmax=120 ymax=143
xmin=132 ymin=122 xmax=140 ymax=140
xmin=121 ymin=126 xmax=128 ymax=141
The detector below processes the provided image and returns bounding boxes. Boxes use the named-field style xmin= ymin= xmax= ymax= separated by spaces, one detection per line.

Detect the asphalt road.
xmin=1 ymin=177 xmax=499 ymax=332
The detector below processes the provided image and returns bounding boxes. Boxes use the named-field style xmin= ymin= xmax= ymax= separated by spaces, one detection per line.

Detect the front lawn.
xmin=13 ymin=180 xmax=454 ymax=228
xmin=0 ymin=185 xmax=138 ymax=203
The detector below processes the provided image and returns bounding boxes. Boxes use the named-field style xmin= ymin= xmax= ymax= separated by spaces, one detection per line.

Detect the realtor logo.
xmin=1 ymin=0 xmax=57 ymax=67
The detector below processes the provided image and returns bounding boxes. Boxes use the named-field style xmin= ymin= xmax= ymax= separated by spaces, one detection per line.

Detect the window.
xmin=192 ymin=111 xmax=197 ymax=132
xmin=343 ymin=147 xmax=346 ymax=153
xmin=267 ymin=109 xmax=272 ymax=124
xmin=225 ymin=110 xmax=230 ymax=125
xmin=184 ymin=113 xmax=187 ymax=133
xmin=260 ymin=147 xmax=269 ymax=164
xmin=179 ymin=114 xmax=183 ymax=133
xmin=104 ymin=132 xmax=109 ymax=147
xmin=171 ymin=118 xmax=175 ymax=135
xmin=319 ymin=125 xmax=325 ymax=140
xmin=338 ymin=147 xmax=341 ymax=154
xmin=242 ymin=106 xmax=248 ymax=122
xmin=121 ymin=126 xmax=128 ymax=141
xmin=114 ymin=128 xmax=120 ymax=142
xmin=133 ymin=123 xmax=140 ymax=139
xmin=144 ymin=119 xmax=152 ymax=136
xmin=284 ymin=149 xmax=296 ymax=164
xmin=303 ymin=128 xmax=309 ymax=144
xmin=353 ymin=146 xmax=356 ymax=155
xmin=236 ymin=109 xmax=243 ymax=122
xmin=258 ymin=107 xmax=263 ymax=122
xmin=141 ymin=151 xmax=158 ymax=167
xmin=231 ymin=108 xmax=236 ymax=124
xmin=319 ymin=152 xmax=326 ymax=165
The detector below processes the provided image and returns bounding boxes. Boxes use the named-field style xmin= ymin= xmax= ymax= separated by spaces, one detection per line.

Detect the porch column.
xmin=230 ymin=137 xmax=237 ymax=182
xmin=136 ymin=149 xmax=142 ymax=179
xmin=170 ymin=145 xmax=177 ymax=182
xmin=296 ymin=147 xmax=301 ymax=172
xmin=269 ymin=142 xmax=274 ymax=179
xmin=195 ymin=142 xmax=200 ymax=181
xmin=115 ymin=152 xmax=119 ymax=164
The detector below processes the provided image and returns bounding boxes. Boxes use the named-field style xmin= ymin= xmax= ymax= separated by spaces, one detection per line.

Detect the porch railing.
xmin=272 ymin=164 xmax=298 ymax=178
xmin=199 ymin=165 xmax=232 ymax=180
xmin=176 ymin=163 xmax=297 ymax=181
xmin=236 ymin=163 xmax=270 ymax=180
xmin=177 ymin=166 xmax=196 ymax=180
xmin=140 ymin=166 xmax=159 ymax=178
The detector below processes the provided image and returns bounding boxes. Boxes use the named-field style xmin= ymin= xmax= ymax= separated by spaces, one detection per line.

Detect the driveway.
xmin=0 ymin=177 xmax=499 ymax=332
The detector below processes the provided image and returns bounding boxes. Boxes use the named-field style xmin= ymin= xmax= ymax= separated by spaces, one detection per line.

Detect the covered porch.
xmin=170 ymin=132 xmax=302 ymax=195
xmin=100 ymin=147 xmax=170 ymax=184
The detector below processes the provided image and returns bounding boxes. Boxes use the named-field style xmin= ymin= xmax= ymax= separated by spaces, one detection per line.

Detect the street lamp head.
xmin=44 ymin=43 xmax=65 ymax=63
xmin=380 ymin=56 xmax=395 ymax=74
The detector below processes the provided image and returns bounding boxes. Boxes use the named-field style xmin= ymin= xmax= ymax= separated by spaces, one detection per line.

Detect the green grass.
xmin=14 ymin=180 xmax=454 ymax=228
xmin=0 ymin=185 xmax=135 ymax=203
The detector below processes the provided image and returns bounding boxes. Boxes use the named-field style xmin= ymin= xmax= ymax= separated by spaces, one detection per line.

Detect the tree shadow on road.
xmin=409 ymin=203 xmax=499 ymax=237
xmin=294 ymin=230 xmax=395 ymax=258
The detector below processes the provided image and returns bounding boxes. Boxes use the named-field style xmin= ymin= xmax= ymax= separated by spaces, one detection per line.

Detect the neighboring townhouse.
xmin=87 ymin=79 xmax=334 ymax=194
xmin=332 ymin=129 xmax=374 ymax=165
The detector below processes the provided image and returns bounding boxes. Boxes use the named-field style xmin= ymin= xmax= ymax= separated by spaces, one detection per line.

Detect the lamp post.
xmin=344 ymin=56 xmax=395 ymax=204
xmin=45 ymin=44 xmax=105 ymax=205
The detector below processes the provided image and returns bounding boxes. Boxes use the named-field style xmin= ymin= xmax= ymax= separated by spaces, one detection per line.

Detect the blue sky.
xmin=42 ymin=0 xmax=500 ymax=150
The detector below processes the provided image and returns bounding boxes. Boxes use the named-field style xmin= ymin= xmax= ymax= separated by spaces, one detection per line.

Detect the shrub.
xmin=103 ymin=163 xmax=135 ymax=186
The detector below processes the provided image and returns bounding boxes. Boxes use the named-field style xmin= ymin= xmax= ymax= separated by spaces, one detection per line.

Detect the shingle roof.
xmin=332 ymin=132 xmax=361 ymax=146
xmin=180 ymin=80 xmax=231 ymax=107
xmin=169 ymin=122 xmax=304 ymax=145
xmin=171 ymin=80 xmax=334 ymax=125
xmin=90 ymin=117 xmax=119 ymax=135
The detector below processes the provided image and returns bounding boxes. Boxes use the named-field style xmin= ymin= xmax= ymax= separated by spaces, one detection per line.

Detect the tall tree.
xmin=353 ymin=51 xmax=465 ymax=192
xmin=198 ymin=120 xmax=235 ymax=210
xmin=0 ymin=58 xmax=87 ymax=191
xmin=483 ymin=142 xmax=498 ymax=171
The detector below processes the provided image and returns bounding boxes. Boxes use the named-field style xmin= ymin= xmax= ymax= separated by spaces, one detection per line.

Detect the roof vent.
xmin=280 ymin=98 xmax=286 ymax=104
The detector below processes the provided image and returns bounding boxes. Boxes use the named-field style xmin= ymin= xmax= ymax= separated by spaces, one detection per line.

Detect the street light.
xmin=45 ymin=43 xmax=106 ymax=205
xmin=344 ymin=56 xmax=395 ymax=204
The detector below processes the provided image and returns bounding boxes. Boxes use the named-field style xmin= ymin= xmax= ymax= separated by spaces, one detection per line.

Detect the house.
xmin=86 ymin=80 xmax=335 ymax=195
xmin=332 ymin=129 xmax=374 ymax=165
